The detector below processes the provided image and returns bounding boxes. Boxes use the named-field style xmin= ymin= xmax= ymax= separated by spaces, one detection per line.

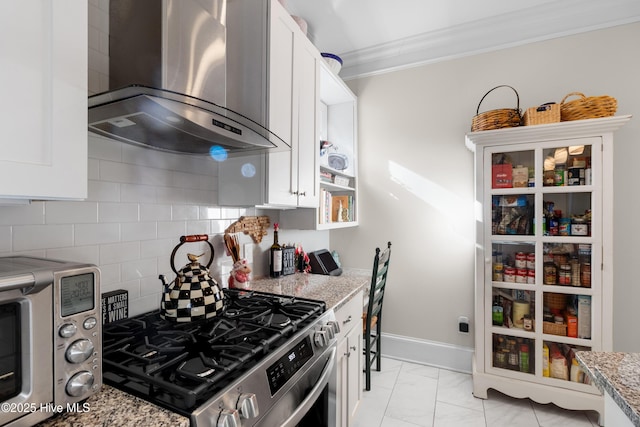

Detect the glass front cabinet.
xmin=466 ymin=115 xmax=630 ymax=420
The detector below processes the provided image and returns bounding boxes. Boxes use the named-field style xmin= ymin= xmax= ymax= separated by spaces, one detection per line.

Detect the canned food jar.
xmin=516 ymin=269 xmax=527 ymax=283
xmin=527 ymin=269 xmax=535 ymax=284
xmin=526 ymin=253 xmax=535 ymax=269
xmin=504 ymin=266 xmax=516 ymax=283
xmin=515 ymin=252 xmax=527 ymax=268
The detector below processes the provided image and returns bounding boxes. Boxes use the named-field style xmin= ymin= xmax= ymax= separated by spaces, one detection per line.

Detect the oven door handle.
xmin=281 ymin=345 xmax=337 ymax=427
xmin=0 ymin=271 xmax=51 ymax=295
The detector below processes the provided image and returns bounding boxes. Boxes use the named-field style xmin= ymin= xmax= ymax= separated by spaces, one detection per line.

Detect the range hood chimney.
xmin=88 ymin=0 xmax=289 ymax=157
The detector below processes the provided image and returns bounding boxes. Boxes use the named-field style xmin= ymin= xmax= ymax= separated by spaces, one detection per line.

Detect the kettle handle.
xmin=170 ymin=234 xmax=215 ymax=275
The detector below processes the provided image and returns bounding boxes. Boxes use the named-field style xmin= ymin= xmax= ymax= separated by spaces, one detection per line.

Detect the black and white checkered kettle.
xmin=159 ymin=234 xmax=225 ymax=322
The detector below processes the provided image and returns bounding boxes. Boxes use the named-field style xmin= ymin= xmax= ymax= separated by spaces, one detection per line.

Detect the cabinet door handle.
xmin=299 ymin=191 xmax=306 ymax=196
xmin=350 ymin=346 xmax=357 ymax=351
xmin=342 ymin=315 xmax=352 ymax=325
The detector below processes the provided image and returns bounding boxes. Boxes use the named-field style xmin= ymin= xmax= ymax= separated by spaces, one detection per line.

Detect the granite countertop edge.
xmin=37 ymin=269 xmax=370 ymax=427
xmin=576 ymin=351 xmax=640 ymax=426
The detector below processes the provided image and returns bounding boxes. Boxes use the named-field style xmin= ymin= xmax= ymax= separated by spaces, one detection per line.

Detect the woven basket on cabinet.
xmin=560 ymin=92 xmax=617 ymax=121
xmin=471 ymin=85 xmax=522 ymax=132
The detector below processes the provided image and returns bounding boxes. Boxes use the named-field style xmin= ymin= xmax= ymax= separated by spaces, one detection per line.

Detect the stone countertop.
xmin=248 ymin=269 xmax=370 ymax=311
xmin=35 ymin=384 xmax=189 ymax=427
xmin=576 ymin=351 xmax=640 ymax=426
xmin=38 ymin=270 xmax=369 ymax=427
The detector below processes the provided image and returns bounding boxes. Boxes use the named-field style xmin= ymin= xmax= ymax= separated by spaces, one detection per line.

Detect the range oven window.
xmin=0 ymin=302 xmax=21 ymax=401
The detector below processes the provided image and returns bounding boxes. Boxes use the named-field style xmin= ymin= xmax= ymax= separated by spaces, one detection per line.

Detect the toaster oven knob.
xmin=66 ymin=339 xmax=95 ymax=363
xmin=237 ymin=393 xmax=259 ymax=419
xmin=217 ymin=408 xmax=241 ymax=427
xmin=66 ymin=371 xmax=94 ymax=397
xmin=59 ymin=323 xmax=77 ymax=338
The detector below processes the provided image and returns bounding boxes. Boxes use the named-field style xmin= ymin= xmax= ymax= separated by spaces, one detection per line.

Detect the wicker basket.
xmin=543 ymin=292 xmax=567 ymax=311
xmin=523 ymin=103 xmax=560 ymax=126
xmin=543 ymin=321 xmax=567 ymax=336
xmin=471 ymin=85 xmax=522 ymax=132
xmin=560 ymin=92 xmax=617 ymax=121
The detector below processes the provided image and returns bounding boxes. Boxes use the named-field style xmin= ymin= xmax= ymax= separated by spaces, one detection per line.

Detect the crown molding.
xmin=338 ymin=0 xmax=640 ymax=80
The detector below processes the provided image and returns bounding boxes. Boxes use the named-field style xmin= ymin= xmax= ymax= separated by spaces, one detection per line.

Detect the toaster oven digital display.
xmin=60 ymin=273 xmax=95 ymax=317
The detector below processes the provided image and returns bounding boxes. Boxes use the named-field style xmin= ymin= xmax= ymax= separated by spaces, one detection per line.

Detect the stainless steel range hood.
xmin=88 ymin=0 xmax=289 ymax=156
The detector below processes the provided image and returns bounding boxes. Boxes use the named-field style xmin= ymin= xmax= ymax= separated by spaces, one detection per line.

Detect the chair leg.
xmin=364 ymin=334 xmax=371 ymax=391
xmin=375 ymin=319 xmax=382 ymax=372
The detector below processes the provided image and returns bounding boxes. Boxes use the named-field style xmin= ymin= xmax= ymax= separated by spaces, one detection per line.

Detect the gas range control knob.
xmin=66 ymin=339 xmax=95 ymax=364
xmin=237 ymin=393 xmax=259 ymax=419
xmin=321 ymin=324 xmax=335 ymax=340
xmin=217 ymin=408 xmax=241 ymax=427
xmin=326 ymin=320 xmax=340 ymax=335
xmin=314 ymin=329 xmax=328 ymax=348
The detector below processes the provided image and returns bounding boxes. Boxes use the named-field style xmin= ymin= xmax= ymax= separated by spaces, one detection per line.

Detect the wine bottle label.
xmin=273 ymin=251 xmax=283 ymax=272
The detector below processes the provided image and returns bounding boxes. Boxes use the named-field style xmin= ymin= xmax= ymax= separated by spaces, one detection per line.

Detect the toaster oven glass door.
xmin=0 ymin=302 xmax=21 ymax=401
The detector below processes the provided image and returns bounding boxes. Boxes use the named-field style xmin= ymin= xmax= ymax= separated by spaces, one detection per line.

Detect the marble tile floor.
xmin=352 ymin=357 xmax=601 ymax=427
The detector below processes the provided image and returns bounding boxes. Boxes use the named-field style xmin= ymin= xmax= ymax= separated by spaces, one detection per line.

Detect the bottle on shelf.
xmin=492 ymin=297 xmax=504 ymax=326
xmin=269 ymin=223 xmax=283 ymax=278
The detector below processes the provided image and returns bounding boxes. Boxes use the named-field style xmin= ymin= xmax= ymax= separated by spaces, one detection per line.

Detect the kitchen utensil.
xmin=159 ymin=234 xmax=225 ymax=322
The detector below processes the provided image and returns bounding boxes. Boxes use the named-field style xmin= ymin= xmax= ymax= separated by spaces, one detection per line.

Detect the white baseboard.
xmin=381 ymin=332 xmax=474 ymax=374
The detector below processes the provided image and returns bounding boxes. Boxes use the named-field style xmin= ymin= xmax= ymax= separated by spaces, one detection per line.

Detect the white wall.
xmin=332 ymin=22 xmax=640 ymax=352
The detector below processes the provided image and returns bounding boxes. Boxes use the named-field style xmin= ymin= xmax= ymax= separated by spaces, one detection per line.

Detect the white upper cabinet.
xmin=219 ymin=0 xmax=319 ymax=208
xmin=0 ymin=1 xmax=88 ymax=200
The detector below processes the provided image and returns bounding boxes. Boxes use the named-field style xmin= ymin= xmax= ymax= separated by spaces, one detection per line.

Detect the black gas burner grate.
xmin=102 ymin=289 xmax=325 ymax=412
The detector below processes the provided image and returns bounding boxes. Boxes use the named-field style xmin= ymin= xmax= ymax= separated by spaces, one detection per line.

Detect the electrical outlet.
xmin=458 ymin=316 xmax=469 ymax=334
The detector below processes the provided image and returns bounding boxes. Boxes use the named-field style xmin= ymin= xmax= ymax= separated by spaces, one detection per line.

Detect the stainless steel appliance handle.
xmin=280 ymin=346 xmax=337 ymax=427
xmin=0 ymin=271 xmax=52 ymax=294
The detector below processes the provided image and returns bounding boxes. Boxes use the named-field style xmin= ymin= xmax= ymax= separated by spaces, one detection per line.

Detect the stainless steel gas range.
xmin=102 ymin=289 xmax=339 ymax=427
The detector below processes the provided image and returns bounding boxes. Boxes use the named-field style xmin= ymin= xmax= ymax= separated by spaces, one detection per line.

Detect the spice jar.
xmin=559 ymin=264 xmax=572 ymax=285
xmin=543 ymin=262 xmax=558 ymax=285
xmin=581 ymin=262 xmax=591 ymax=287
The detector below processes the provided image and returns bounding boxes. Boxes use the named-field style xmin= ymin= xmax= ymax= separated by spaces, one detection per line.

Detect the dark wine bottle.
xmin=269 ymin=223 xmax=283 ymax=278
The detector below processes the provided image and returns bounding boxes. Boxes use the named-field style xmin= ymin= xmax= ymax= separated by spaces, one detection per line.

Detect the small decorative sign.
xmin=102 ymin=289 xmax=128 ymax=324
xmin=282 ymin=247 xmax=296 ymax=276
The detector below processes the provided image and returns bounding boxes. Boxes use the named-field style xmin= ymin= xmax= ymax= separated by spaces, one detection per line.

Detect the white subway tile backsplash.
xmin=0 ymin=227 xmax=12 ymax=253
xmin=89 ymin=136 xmax=122 ymax=162
xmin=0 ymin=202 xmax=45 ymax=226
xmin=45 ymin=201 xmax=98 ymax=224
xmin=87 ymin=180 xmax=120 ymax=202
xmin=200 ymin=206 xmax=222 ymax=219
xmin=156 ymin=187 xmax=186 ymax=204
xmin=75 ymin=223 xmax=120 ymax=246
xmin=157 ymin=221 xmax=187 ymax=239
xmin=102 ymin=279 xmax=141 ymax=300
xmin=98 ymin=263 xmax=121 ymax=287
xmin=186 ymin=220 xmax=211 ymax=236
xmin=46 ymin=246 xmax=100 ymax=265
xmin=98 ymin=202 xmax=139 ymax=223
xmin=88 ymin=158 xmax=100 ymax=180
xmin=121 ymin=258 xmax=157 ymax=282
xmin=172 ymin=205 xmax=199 ymax=220
xmin=13 ymin=225 xmax=73 ymax=251
xmin=140 ymin=204 xmax=172 ymax=222
xmin=141 ymin=238 xmax=175 ymax=259
xmin=100 ymin=241 xmax=140 ymax=264
xmin=121 ymin=184 xmax=157 ymax=203
xmin=129 ymin=294 xmax=164 ymax=318
xmin=121 ymin=222 xmax=156 ymax=242
xmin=140 ymin=275 xmax=162 ymax=297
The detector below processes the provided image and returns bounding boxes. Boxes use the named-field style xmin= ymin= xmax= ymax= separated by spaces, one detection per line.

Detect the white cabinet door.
xmin=345 ymin=324 xmax=363 ymax=426
xmin=0 ymin=1 xmax=87 ymax=200
xmin=293 ymin=35 xmax=319 ymax=208
xmin=266 ymin=0 xmax=318 ymax=208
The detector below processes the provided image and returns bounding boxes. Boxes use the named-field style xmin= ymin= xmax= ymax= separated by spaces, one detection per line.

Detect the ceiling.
xmin=282 ymin=0 xmax=640 ymax=80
